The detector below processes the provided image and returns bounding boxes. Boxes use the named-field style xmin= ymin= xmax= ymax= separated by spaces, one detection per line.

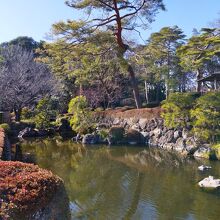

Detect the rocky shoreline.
xmin=81 ymin=115 xmax=215 ymax=160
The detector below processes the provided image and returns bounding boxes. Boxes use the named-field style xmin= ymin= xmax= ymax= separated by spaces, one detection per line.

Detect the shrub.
xmin=21 ymin=107 xmax=34 ymax=120
xmin=98 ymin=129 xmax=109 ymax=140
xmin=68 ymin=96 xmax=95 ymax=134
xmin=0 ymin=161 xmax=63 ymax=219
xmin=211 ymin=144 xmax=220 ymax=160
xmin=162 ymin=92 xmax=197 ymax=128
xmin=0 ymin=123 xmax=10 ymax=133
xmin=35 ymin=98 xmax=58 ymax=129
xmin=191 ymin=92 xmax=220 ymax=143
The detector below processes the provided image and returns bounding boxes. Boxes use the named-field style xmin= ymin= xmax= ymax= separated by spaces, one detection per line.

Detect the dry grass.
xmin=96 ymin=107 xmax=162 ymax=119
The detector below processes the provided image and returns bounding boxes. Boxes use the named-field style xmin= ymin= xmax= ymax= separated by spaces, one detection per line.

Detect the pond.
xmin=18 ymin=138 xmax=220 ymax=220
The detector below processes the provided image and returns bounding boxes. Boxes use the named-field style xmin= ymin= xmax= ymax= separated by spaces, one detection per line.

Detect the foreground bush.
xmin=0 ymin=161 xmax=65 ymax=219
xmin=0 ymin=123 xmax=10 ymax=134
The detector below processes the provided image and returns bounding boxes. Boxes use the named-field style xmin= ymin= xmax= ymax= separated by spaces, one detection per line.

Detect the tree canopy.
xmin=44 ymin=0 xmax=166 ymax=108
xmin=177 ymin=28 xmax=220 ymax=92
xmin=0 ymin=45 xmax=57 ymax=121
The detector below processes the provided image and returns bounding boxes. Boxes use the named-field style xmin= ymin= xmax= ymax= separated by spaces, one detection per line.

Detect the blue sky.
xmin=0 ymin=0 xmax=219 ymax=43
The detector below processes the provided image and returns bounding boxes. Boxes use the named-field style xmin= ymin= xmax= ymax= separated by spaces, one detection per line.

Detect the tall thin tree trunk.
xmin=79 ymin=84 xmax=83 ymax=96
xmin=14 ymin=108 xmax=21 ymax=122
xmin=113 ymin=0 xmax=142 ymax=109
xmin=156 ymin=83 xmax=160 ymax=102
xmin=144 ymin=81 xmax=149 ymax=104
xmin=128 ymin=65 xmax=142 ymax=108
xmin=165 ymin=81 xmax=169 ymax=99
xmin=196 ymin=69 xmax=202 ymax=93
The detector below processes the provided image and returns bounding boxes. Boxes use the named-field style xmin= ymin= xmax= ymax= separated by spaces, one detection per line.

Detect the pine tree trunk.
xmin=144 ymin=81 xmax=149 ymax=104
xmin=128 ymin=65 xmax=142 ymax=108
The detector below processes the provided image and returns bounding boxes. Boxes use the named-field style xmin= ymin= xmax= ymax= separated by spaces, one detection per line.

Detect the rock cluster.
xmin=98 ymin=117 xmax=199 ymax=155
xmin=18 ymin=127 xmax=56 ymax=139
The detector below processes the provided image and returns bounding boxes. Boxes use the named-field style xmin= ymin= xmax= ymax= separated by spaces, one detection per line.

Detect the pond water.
xmin=19 ymin=138 xmax=220 ymax=220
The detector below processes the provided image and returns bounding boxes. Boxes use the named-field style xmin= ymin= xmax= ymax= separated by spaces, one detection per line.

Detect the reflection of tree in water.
xmin=122 ymin=172 xmax=145 ymax=220
xmin=112 ymin=149 xmax=220 ymax=220
xmin=20 ymin=141 xmax=220 ymax=220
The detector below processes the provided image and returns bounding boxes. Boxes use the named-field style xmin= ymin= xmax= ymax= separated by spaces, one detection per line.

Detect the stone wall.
xmin=99 ymin=116 xmax=198 ymax=156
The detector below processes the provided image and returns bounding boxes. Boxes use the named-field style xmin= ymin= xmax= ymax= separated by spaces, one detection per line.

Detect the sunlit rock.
xmin=198 ymin=165 xmax=212 ymax=171
xmin=198 ymin=176 xmax=220 ymax=188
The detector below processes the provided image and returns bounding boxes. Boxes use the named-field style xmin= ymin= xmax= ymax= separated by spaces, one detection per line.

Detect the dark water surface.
xmin=19 ymin=139 xmax=220 ymax=220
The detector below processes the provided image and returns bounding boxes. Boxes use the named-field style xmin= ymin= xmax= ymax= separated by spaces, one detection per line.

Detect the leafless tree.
xmin=0 ymin=45 xmax=58 ymax=121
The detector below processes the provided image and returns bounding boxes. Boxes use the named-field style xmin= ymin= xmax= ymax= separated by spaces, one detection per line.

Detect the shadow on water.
xmin=18 ymin=139 xmax=220 ymax=220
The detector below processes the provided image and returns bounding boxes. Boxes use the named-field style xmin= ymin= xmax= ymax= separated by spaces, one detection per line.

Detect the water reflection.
xmin=20 ymin=139 xmax=220 ymax=220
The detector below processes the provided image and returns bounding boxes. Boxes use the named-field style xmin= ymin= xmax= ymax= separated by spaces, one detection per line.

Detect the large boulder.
xmin=131 ymin=123 xmax=140 ymax=131
xmin=108 ymin=127 xmax=125 ymax=145
xmin=146 ymin=119 xmax=157 ymax=132
xmin=194 ymin=146 xmax=212 ymax=159
xmin=58 ymin=118 xmax=75 ymax=138
xmin=157 ymin=135 xmax=166 ymax=147
xmin=182 ymin=128 xmax=190 ymax=139
xmin=0 ymin=161 xmax=70 ymax=220
xmin=163 ymin=143 xmax=175 ymax=150
xmin=18 ymin=128 xmax=54 ymax=139
xmin=185 ymin=137 xmax=198 ymax=153
xmin=198 ymin=176 xmax=220 ymax=188
xmin=18 ymin=127 xmax=39 ymax=139
xmin=174 ymin=138 xmax=186 ymax=153
xmin=149 ymin=136 xmax=159 ymax=147
xmin=152 ymin=128 xmax=162 ymax=138
xmin=124 ymin=129 xmax=145 ymax=145
xmin=82 ymin=134 xmax=100 ymax=145
xmin=138 ymin=119 xmax=148 ymax=130
xmin=174 ymin=130 xmax=182 ymax=140
xmin=164 ymin=130 xmax=175 ymax=143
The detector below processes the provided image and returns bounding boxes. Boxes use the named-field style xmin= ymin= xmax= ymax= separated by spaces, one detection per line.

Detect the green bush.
xmin=0 ymin=123 xmax=11 ymax=133
xmin=191 ymin=92 xmax=220 ymax=143
xmin=162 ymin=92 xmax=197 ymax=128
xmin=98 ymin=129 xmax=109 ymax=139
xmin=68 ymin=96 xmax=95 ymax=134
xmin=211 ymin=144 xmax=220 ymax=160
xmin=35 ymin=98 xmax=58 ymax=129
xmin=21 ymin=107 xmax=34 ymax=120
